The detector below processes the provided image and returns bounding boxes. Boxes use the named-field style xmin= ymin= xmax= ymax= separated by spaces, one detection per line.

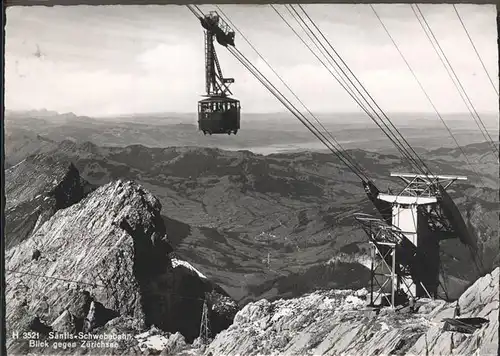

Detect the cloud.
xmin=5 ymin=41 xmax=207 ymax=116
xmin=4 ymin=4 xmax=498 ymax=116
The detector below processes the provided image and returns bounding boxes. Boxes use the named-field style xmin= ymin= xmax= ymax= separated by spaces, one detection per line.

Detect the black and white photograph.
xmin=3 ymin=3 xmax=499 ymax=355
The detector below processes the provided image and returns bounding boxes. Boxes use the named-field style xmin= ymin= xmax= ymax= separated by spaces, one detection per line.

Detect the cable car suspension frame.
xmin=189 ymin=5 xmax=241 ymax=136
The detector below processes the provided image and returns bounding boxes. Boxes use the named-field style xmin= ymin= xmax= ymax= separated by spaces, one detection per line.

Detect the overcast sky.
xmin=5 ymin=4 xmax=499 ymax=117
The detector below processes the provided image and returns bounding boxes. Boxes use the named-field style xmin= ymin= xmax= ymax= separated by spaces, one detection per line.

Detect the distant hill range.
xmin=5 ymin=109 xmax=499 ymax=156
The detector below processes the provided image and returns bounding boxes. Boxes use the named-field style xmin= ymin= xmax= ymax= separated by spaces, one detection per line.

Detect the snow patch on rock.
xmin=171 ymin=258 xmax=207 ymax=279
xmin=135 ymin=326 xmax=187 ymax=354
xmin=136 ymin=330 xmax=170 ymax=351
xmin=327 ymin=252 xmax=371 ymax=269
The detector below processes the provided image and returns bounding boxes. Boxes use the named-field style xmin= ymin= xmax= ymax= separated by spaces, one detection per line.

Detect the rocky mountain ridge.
xmin=5 ymin=179 xmax=238 ymax=355
xmin=87 ymin=266 xmax=498 ymax=355
xmin=5 ymin=154 xmax=95 ymax=249
xmin=203 ymin=267 xmax=499 ymax=356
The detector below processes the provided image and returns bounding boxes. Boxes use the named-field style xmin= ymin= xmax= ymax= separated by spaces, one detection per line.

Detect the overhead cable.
xmin=281 ymin=4 xmax=435 ymax=177
xmin=370 ymin=4 xmax=486 ymax=187
xmin=453 ymin=4 xmax=499 ymax=97
xmin=412 ymin=4 xmax=499 ymax=157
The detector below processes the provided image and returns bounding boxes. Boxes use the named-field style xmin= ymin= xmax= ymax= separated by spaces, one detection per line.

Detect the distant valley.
xmin=4 ymin=110 xmax=499 ymax=305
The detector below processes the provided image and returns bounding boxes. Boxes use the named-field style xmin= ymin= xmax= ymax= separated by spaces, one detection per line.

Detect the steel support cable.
xmin=6 ymin=269 xmax=105 ymax=288
xmin=285 ymin=4 xmax=387 ymax=121
xmin=272 ymin=6 xmax=375 ymax=123
xmin=287 ymin=8 xmax=431 ymax=179
xmin=217 ymin=5 xmax=368 ymax=179
xmin=187 ymin=4 xmax=204 ymax=19
xmin=273 ymin=5 xmax=421 ymax=175
xmin=370 ymin=5 xmax=487 ymax=187
xmin=414 ymin=4 xmax=499 ymax=157
xmin=215 ymin=5 xmax=370 ymax=181
xmin=231 ymin=47 xmax=367 ymax=181
xmin=412 ymin=4 xmax=499 ymax=157
xmin=293 ymin=7 xmax=433 ymax=180
xmin=288 ymin=17 xmax=429 ymax=179
xmin=453 ymin=4 xmax=499 ymax=97
xmin=279 ymin=7 xmax=369 ymax=112
xmin=293 ymin=4 xmax=434 ymax=177
xmin=280 ymin=6 xmax=381 ymax=123
xmin=228 ymin=46 xmax=368 ymax=181
xmin=294 ymin=4 xmax=434 ymax=176
xmin=285 ymin=4 xmax=418 ymax=171
xmin=234 ymin=53 xmax=366 ymax=181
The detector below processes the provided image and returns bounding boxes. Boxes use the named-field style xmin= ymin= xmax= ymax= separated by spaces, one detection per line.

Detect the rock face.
xmin=5 ymin=180 xmax=238 ymax=354
xmin=5 ymin=154 xmax=94 ymax=249
xmin=204 ymin=267 xmax=499 ymax=356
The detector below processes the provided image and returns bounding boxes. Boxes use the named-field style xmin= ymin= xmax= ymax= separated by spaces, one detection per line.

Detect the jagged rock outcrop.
xmin=5 ymin=180 xmax=238 ymax=354
xmin=5 ymin=154 xmax=95 ymax=249
xmin=203 ymin=267 xmax=499 ymax=356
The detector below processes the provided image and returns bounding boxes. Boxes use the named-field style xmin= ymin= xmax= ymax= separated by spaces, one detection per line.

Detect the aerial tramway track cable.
xmin=453 ymin=4 xmax=499 ymax=97
xmin=369 ymin=4 xmax=486 ymax=187
xmin=293 ymin=4 xmax=435 ymax=175
xmin=412 ymin=4 xmax=499 ymax=157
xmin=278 ymin=4 xmax=419 ymax=173
xmin=266 ymin=8 xmax=374 ymax=114
xmin=228 ymin=45 xmax=368 ymax=182
xmin=276 ymin=6 xmax=392 ymax=132
xmin=287 ymin=4 xmax=435 ymax=178
xmin=276 ymin=10 xmax=427 ymax=182
xmin=214 ymin=5 xmax=370 ymax=182
xmin=186 ymin=3 xmax=204 ymax=19
xmin=413 ymin=4 xmax=499 ymax=157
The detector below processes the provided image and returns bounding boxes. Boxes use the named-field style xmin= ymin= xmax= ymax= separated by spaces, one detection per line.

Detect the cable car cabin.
xmin=198 ymin=97 xmax=240 ymax=135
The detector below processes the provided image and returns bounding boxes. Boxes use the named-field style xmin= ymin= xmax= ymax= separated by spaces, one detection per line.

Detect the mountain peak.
xmin=5 ymin=156 xmax=94 ymax=249
xmin=6 ymin=179 xmax=237 ymax=353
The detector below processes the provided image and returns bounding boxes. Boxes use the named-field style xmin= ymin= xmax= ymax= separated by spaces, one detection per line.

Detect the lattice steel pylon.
xmin=355 ymin=172 xmax=469 ymax=308
xmin=199 ymin=298 xmax=211 ymax=344
xmin=354 ymin=214 xmax=423 ymax=308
